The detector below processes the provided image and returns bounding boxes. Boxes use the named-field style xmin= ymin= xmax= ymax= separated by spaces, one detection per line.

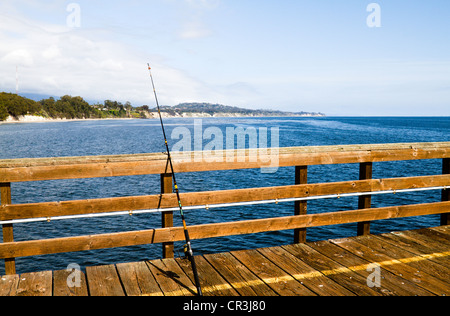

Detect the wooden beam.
xmin=2 ymin=174 xmax=450 ymax=221
xmin=161 ymin=173 xmax=174 ymax=258
xmin=0 ymin=201 xmax=448 ymax=260
xmin=442 ymin=158 xmax=450 ymax=226
xmin=1 ymin=142 xmax=449 ymax=182
xmin=0 ymin=182 xmax=15 ymax=275
xmin=357 ymin=162 xmax=373 ymax=236
xmin=294 ymin=166 xmax=307 ymax=243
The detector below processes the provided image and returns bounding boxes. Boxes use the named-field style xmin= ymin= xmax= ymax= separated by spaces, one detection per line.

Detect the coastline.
xmin=0 ymin=113 xmax=325 ymax=124
xmin=0 ymin=115 xmax=135 ymax=124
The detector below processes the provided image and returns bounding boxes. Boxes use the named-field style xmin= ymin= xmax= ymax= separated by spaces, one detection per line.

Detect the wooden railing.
xmin=1 ymin=142 xmax=449 ymax=275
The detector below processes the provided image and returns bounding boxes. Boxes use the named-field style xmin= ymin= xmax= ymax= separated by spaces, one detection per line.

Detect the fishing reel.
xmin=183 ymin=243 xmax=194 ymax=259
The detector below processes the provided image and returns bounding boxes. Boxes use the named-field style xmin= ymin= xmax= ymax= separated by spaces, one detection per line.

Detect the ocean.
xmin=0 ymin=116 xmax=449 ymax=274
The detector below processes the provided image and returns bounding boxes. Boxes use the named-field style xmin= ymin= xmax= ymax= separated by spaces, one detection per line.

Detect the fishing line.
xmin=147 ymin=64 xmax=203 ymax=296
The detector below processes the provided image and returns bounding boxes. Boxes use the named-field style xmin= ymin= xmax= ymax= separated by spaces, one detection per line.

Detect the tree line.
xmin=0 ymin=92 xmax=147 ymax=121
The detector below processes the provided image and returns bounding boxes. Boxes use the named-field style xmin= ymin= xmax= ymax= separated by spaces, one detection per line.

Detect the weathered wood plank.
xmin=294 ymin=166 xmax=308 ymax=243
xmin=204 ymin=252 xmax=278 ymax=296
xmin=146 ymin=259 xmax=196 ymax=296
xmin=2 ymin=142 xmax=449 ymax=169
xmin=3 ymin=226 xmax=449 ymax=296
xmin=176 ymin=256 xmax=239 ymax=296
xmin=231 ymin=249 xmax=316 ymax=296
xmin=257 ymin=246 xmax=358 ymax=296
xmin=442 ymin=158 xmax=450 ymax=225
xmin=1 ymin=182 xmax=15 ymax=275
xmin=15 ymin=271 xmax=52 ymax=296
xmin=305 ymin=239 xmax=430 ymax=296
xmin=161 ymin=173 xmax=174 ymax=259
xmin=0 ymin=142 xmax=446 ymax=168
xmin=357 ymin=162 xmax=372 ymax=236
xmin=377 ymin=232 xmax=450 ymax=267
xmin=332 ymin=238 xmax=447 ymax=295
xmin=282 ymin=243 xmax=382 ymax=296
xmin=412 ymin=227 xmax=450 ymax=246
xmin=53 ymin=269 xmax=88 ymax=296
xmin=1 ymin=202 xmax=449 ymax=260
xmin=0 ymin=274 xmax=19 ymax=296
xmin=85 ymin=265 xmax=125 ymax=296
xmin=3 ymin=174 xmax=449 ymax=221
xmin=0 ymin=227 xmax=172 ymax=259
xmin=116 ymin=261 xmax=163 ymax=296
xmin=362 ymin=235 xmax=450 ymax=285
xmin=431 ymin=225 xmax=450 ymax=235
xmin=1 ymin=142 xmax=449 ymax=182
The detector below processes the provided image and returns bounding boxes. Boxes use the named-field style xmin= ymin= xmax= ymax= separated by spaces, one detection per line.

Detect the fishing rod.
xmin=147 ymin=64 xmax=203 ymax=297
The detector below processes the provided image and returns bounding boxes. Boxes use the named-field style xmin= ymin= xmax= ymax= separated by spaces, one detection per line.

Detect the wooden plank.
xmin=3 ymin=173 xmax=450 ymax=221
xmin=363 ymin=235 xmax=450 ymax=285
xmin=0 ymin=274 xmax=19 ymax=296
xmin=294 ymin=166 xmax=307 ymax=243
xmin=389 ymin=230 xmax=450 ymax=261
xmin=1 ymin=201 xmax=449 ymax=260
xmin=15 ymin=271 xmax=52 ymax=296
xmin=378 ymin=232 xmax=450 ymax=267
xmin=1 ymin=182 xmax=15 ymax=275
xmin=231 ymin=249 xmax=316 ymax=296
xmin=176 ymin=256 xmax=239 ymax=296
xmin=161 ymin=173 xmax=174 ymax=259
xmin=85 ymin=265 xmax=125 ymax=296
xmin=357 ymin=162 xmax=372 ymax=236
xmin=116 ymin=261 xmax=163 ymax=296
xmin=305 ymin=239 xmax=432 ymax=296
xmin=146 ymin=258 xmax=196 ymax=296
xmin=204 ymin=252 xmax=278 ymax=296
xmin=282 ymin=243 xmax=382 ymax=296
xmin=258 ymin=246 xmax=358 ymax=296
xmin=332 ymin=237 xmax=447 ymax=295
xmin=53 ymin=269 xmax=88 ymax=296
xmin=1 ymin=142 xmax=449 ymax=182
xmin=0 ymin=227 xmax=172 ymax=259
xmin=1 ymin=142 xmax=449 ymax=169
xmin=430 ymin=225 xmax=450 ymax=235
xmin=408 ymin=228 xmax=450 ymax=248
xmin=442 ymin=158 xmax=450 ymax=225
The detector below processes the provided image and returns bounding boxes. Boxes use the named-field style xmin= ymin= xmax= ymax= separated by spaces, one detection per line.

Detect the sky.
xmin=0 ymin=0 xmax=449 ymax=116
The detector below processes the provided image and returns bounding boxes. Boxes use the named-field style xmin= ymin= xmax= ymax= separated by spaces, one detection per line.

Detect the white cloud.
xmin=42 ymin=44 xmax=61 ymax=60
xmin=1 ymin=49 xmax=34 ymax=66
xmin=0 ymin=7 xmax=221 ymax=106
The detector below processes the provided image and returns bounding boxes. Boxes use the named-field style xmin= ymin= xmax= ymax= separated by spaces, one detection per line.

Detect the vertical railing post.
xmin=294 ymin=166 xmax=308 ymax=243
xmin=160 ymin=174 xmax=174 ymax=258
xmin=357 ymin=162 xmax=373 ymax=236
xmin=1 ymin=182 xmax=16 ymax=275
xmin=441 ymin=158 xmax=450 ymax=226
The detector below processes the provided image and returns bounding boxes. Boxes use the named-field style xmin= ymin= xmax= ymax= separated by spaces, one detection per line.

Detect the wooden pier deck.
xmin=2 ymin=225 xmax=449 ymax=296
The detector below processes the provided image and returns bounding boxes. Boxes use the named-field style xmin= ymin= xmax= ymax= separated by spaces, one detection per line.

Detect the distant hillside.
xmin=150 ymin=102 xmax=325 ymax=117
xmin=0 ymin=92 xmax=143 ymax=121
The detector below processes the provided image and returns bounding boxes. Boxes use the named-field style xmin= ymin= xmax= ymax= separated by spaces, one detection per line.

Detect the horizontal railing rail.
xmin=0 ymin=142 xmax=449 ymax=275
xmin=0 ymin=201 xmax=449 ymax=260
xmin=1 ymin=142 xmax=449 ymax=182
xmin=0 ymin=174 xmax=449 ymax=223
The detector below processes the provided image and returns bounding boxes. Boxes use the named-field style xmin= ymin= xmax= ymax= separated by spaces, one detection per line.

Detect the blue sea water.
xmin=0 ymin=116 xmax=449 ymax=274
